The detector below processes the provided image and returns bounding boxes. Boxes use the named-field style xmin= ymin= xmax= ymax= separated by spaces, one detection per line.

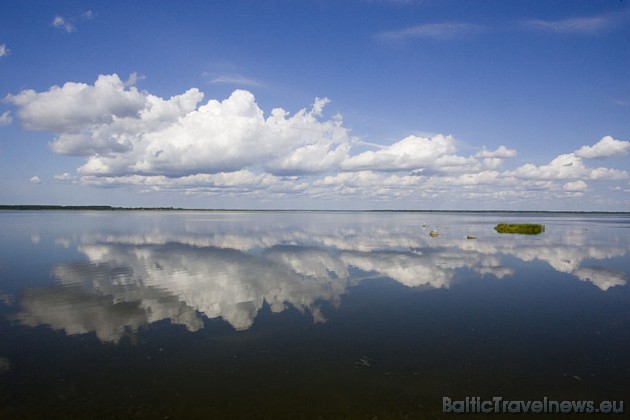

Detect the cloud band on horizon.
xmin=4 ymin=74 xmax=629 ymax=206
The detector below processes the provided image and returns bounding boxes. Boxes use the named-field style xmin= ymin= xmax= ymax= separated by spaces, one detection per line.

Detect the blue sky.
xmin=1 ymin=0 xmax=629 ymax=210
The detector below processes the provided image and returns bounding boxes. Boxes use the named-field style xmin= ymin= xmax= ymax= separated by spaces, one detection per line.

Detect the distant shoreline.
xmin=1 ymin=205 xmax=629 ymax=214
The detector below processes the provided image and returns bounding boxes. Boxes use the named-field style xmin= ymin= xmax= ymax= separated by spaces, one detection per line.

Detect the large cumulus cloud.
xmin=6 ymin=74 xmax=147 ymax=134
xmin=5 ymin=73 xmax=629 ymax=206
xmin=574 ymin=136 xmax=630 ymax=159
xmin=6 ymin=75 xmax=351 ymax=177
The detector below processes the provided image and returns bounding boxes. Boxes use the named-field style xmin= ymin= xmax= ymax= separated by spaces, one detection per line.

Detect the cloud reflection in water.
xmin=14 ymin=215 xmax=628 ymax=343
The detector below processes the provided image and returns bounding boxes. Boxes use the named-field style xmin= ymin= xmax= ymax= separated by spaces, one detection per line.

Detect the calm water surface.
xmin=0 ymin=211 xmax=628 ymax=418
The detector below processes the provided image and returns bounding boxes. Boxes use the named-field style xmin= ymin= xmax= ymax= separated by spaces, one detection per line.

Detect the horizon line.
xmin=1 ymin=205 xmax=629 ymax=214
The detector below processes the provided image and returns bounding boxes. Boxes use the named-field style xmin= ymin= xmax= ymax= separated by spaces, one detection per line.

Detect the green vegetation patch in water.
xmin=494 ymin=223 xmax=545 ymax=235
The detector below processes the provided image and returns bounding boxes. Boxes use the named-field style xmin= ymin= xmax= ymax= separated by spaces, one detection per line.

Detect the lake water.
xmin=0 ymin=211 xmax=628 ymax=418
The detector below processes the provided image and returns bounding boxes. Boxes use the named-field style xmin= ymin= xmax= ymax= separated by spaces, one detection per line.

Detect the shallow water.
xmin=0 ymin=211 xmax=628 ymax=418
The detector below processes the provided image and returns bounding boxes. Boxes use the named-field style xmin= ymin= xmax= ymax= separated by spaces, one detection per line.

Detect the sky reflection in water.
xmin=0 ymin=211 xmax=629 ymax=418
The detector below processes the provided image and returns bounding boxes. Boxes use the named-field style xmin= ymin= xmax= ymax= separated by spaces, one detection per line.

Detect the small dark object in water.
xmin=494 ymin=223 xmax=545 ymax=235
xmin=467 ymin=235 xmax=476 ymax=239
xmin=429 ymin=230 xmax=439 ymax=237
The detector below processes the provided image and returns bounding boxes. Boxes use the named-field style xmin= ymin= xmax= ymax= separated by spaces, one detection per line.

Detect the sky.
xmin=1 ymin=0 xmax=629 ymax=210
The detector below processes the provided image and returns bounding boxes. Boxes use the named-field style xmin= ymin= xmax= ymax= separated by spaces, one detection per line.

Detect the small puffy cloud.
xmin=0 ymin=111 xmax=12 ymax=126
xmin=563 ymin=180 xmax=588 ymax=192
xmin=54 ymin=173 xmax=76 ymax=182
xmin=0 ymin=43 xmax=8 ymax=57
xmin=52 ymin=16 xmax=75 ymax=33
xmin=511 ymin=153 xmax=628 ymax=181
xmin=30 ymin=176 xmax=42 ymax=184
xmin=574 ymin=136 xmax=630 ymax=159
xmin=342 ymin=134 xmax=456 ymax=172
xmin=51 ymin=11 xmax=94 ymax=33
xmin=341 ymin=135 xmax=512 ymax=175
xmin=474 ymin=145 xmax=517 ymax=159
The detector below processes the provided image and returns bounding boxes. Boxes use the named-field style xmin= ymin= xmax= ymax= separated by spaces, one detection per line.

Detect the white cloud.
xmin=377 ymin=22 xmax=486 ymax=41
xmin=474 ymin=145 xmax=517 ymax=159
xmin=124 ymin=72 xmax=146 ymax=87
xmin=521 ymin=13 xmax=621 ymax=34
xmin=77 ymin=170 xmax=299 ymax=196
xmin=7 ymin=73 xmax=630 ymax=207
xmin=5 ymin=74 xmax=147 ymax=134
xmin=510 ymin=153 xmax=629 ymax=181
xmin=52 ymin=16 xmax=75 ymax=33
xmin=341 ymin=135 xmax=514 ymax=175
xmin=342 ymin=134 xmax=456 ymax=171
xmin=7 ymin=75 xmax=352 ymax=176
xmin=52 ymin=11 xmax=94 ymax=33
xmin=0 ymin=111 xmax=11 ymax=126
xmin=54 ymin=172 xmax=75 ymax=182
xmin=563 ymin=180 xmax=588 ymax=192
xmin=77 ymin=89 xmax=350 ymax=176
xmin=30 ymin=176 xmax=42 ymax=184
xmin=574 ymin=136 xmax=630 ymax=159
xmin=380 ymin=12 xmax=625 ymax=45
xmin=0 ymin=43 xmax=8 ymax=57
xmin=208 ymin=74 xmax=263 ymax=87
xmin=268 ymin=142 xmax=351 ymax=175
